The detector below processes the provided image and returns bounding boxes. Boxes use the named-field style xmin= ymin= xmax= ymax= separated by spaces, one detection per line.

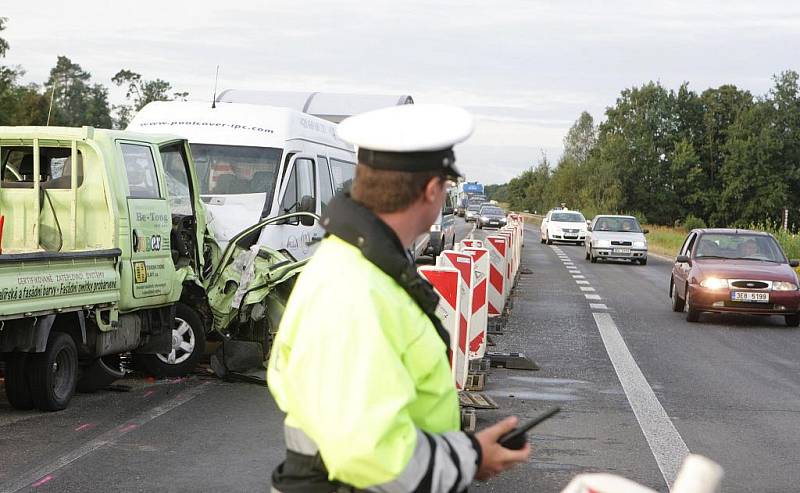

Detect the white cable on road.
xmin=592 ymin=312 xmax=690 ymax=489
xmin=0 ymin=381 xmax=215 ymax=493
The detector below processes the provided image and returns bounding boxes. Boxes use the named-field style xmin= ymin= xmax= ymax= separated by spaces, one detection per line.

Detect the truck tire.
xmin=27 ymin=332 xmax=78 ymax=412
xmin=137 ymin=303 xmax=206 ymax=378
xmin=4 ymin=353 xmax=34 ymax=410
xmin=77 ymin=355 xmax=126 ymax=393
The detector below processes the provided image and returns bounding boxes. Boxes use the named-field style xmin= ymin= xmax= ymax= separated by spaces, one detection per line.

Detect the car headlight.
xmin=594 ymin=240 xmax=611 ymax=247
xmin=500 ymin=217 xmax=507 ymax=222
xmin=634 ymin=241 xmax=646 ymax=248
xmin=700 ymin=278 xmax=729 ymax=290
xmin=773 ymin=281 xmax=798 ymax=291
xmin=481 ymin=216 xmax=489 ymax=221
xmin=430 ymin=224 xmax=441 ymax=232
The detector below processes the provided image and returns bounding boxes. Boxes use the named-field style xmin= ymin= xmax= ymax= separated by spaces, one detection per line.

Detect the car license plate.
xmin=613 ymin=248 xmax=631 ymax=254
xmin=731 ymin=291 xmax=769 ymax=303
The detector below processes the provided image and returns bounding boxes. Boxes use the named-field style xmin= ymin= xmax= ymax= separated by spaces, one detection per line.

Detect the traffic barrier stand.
xmin=462 ymin=247 xmax=490 ymax=390
xmin=485 ymin=235 xmax=508 ymax=318
xmin=486 ymin=351 xmax=539 ymax=371
xmin=417 ymin=266 xmax=462 ymax=387
xmin=434 ymin=251 xmax=473 ymax=390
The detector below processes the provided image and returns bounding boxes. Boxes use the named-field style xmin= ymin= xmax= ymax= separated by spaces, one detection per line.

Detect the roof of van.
xmin=127 ymin=101 xmax=353 ymax=151
xmin=216 ymin=90 xmax=414 ymax=123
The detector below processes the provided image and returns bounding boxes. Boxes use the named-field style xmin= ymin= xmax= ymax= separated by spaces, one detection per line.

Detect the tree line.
xmin=0 ymin=17 xmax=187 ymax=129
xmin=489 ymin=70 xmax=800 ymax=228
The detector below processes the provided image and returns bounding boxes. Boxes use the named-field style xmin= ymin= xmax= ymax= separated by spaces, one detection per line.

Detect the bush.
xmin=683 ymin=215 xmax=707 ymax=232
xmin=623 ymin=211 xmax=648 ymax=225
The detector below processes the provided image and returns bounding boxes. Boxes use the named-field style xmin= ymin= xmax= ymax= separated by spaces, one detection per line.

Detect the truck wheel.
xmin=137 ymin=303 xmax=206 ymax=378
xmin=27 ymin=332 xmax=78 ymax=412
xmin=77 ymin=355 xmax=126 ymax=393
xmin=4 ymin=353 xmax=34 ymax=410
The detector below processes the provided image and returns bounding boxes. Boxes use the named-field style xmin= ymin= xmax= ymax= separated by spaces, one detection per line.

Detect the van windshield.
xmin=190 ymin=144 xmax=282 ymax=196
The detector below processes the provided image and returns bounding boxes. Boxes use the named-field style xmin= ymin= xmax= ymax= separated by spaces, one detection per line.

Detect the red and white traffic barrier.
xmin=497 ymin=230 xmax=515 ymax=294
xmin=435 ymin=251 xmax=474 ymax=389
xmin=462 ymin=247 xmax=489 ymax=359
xmin=459 ymin=238 xmax=484 ymax=250
xmin=486 ymin=235 xmax=508 ymax=317
xmin=418 ymin=266 xmax=462 ymax=387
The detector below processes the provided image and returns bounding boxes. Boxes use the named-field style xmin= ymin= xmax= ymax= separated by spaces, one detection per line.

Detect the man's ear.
xmin=423 ymin=177 xmax=443 ymax=204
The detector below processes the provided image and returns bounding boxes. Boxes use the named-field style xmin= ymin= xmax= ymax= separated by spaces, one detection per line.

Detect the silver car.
xmin=585 ymin=215 xmax=649 ymax=265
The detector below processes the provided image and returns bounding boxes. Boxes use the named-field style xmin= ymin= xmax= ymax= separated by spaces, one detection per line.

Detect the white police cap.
xmin=336 ymin=104 xmax=473 ymax=179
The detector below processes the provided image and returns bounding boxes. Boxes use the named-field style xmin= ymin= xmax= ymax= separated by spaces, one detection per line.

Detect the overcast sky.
xmin=3 ymin=1 xmax=800 ymax=184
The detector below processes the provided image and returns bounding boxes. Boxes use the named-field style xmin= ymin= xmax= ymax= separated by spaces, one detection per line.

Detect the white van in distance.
xmin=128 ymin=101 xmax=356 ymax=261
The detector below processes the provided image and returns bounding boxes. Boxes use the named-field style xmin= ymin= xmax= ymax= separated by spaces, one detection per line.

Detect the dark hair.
xmin=351 ymin=164 xmax=444 ymax=213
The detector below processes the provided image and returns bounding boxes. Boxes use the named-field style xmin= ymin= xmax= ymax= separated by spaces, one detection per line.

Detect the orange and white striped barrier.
xmin=459 ymin=238 xmax=484 ymax=250
xmin=435 ymin=250 xmax=473 ymax=389
xmin=462 ymin=247 xmax=489 ymax=359
xmin=418 ymin=266 xmax=462 ymax=387
xmin=497 ymin=230 xmax=515 ymax=294
xmin=486 ymin=235 xmax=508 ymax=317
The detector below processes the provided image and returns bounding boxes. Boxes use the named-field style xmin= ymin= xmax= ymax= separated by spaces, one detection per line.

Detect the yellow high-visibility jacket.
xmin=268 ymin=232 xmax=479 ymax=492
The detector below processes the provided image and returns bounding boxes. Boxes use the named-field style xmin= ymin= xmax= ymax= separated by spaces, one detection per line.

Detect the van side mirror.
xmin=790 ymin=259 xmax=800 ymax=268
xmin=299 ymin=195 xmax=316 ymax=226
xmin=676 ymin=255 xmax=690 ymax=263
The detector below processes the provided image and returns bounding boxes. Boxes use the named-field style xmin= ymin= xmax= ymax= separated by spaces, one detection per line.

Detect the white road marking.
xmin=564 ymin=264 xmax=576 ymax=269
xmin=568 ymin=270 xmax=580 ymax=274
xmin=0 ymin=382 xmax=214 ymax=493
xmin=590 ymin=303 xmax=608 ymax=310
xmin=580 ymin=286 xmax=596 ymax=292
xmin=585 ymin=294 xmax=602 ymax=300
xmin=592 ymin=312 xmax=690 ymax=488
xmin=572 ymin=275 xmax=586 ymax=279
xmin=576 ymin=280 xmax=590 ymax=285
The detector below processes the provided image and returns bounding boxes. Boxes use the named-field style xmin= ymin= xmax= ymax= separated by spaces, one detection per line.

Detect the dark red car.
xmin=670 ymin=229 xmax=800 ymax=326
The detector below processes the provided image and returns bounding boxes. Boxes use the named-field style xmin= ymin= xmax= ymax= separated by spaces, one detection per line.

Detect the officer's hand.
xmin=474 ymin=416 xmax=531 ymax=480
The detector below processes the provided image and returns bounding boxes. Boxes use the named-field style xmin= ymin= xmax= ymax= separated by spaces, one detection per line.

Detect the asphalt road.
xmin=1 ymin=219 xmax=798 ymax=492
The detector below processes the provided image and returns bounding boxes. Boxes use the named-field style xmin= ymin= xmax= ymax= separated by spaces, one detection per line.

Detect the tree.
xmin=0 ymin=17 xmax=9 ymax=58
xmin=43 ymin=56 xmax=112 ymax=128
xmin=563 ymin=111 xmax=596 ymax=164
xmin=112 ymin=69 xmax=189 ymax=128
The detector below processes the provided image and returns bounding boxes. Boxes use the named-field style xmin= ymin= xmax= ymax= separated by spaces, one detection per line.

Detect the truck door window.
xmin=121 ymin=143 xmax=161 ymax=199
xmin=159 ymin=143 xmax=193 ymax=216
xmin=317 ymin=156 xmax=334 ymax=213
xmin=330 ymin=158 xmax=355 ymax=193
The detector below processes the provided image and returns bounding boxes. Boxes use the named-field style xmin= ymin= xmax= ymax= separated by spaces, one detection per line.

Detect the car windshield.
xmin=468 ymin=205 xmax=480 ymax=211
xmin=593 ymin=217 xmax=641 ymax=232
xmin=694 ymin=233 xmax=787 ymax=263
xmin=481 ymin=207 xmax=503 ymax=215
xmin=551 ymin=212 xmax=585 ymax=222
xmin=190 ymin=144 xmax=282 ymax=196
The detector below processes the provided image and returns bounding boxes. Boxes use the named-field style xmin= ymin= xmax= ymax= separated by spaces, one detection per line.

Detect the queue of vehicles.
xmin=543 ymin=206 xmax=800 ymax=327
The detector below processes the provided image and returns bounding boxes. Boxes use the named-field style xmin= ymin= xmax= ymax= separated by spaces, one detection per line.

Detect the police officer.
xmin=267 ymin=104 xmax=530 ymax=492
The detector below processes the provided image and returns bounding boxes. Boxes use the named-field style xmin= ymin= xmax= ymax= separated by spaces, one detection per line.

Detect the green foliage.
xmin=112 ymin=69 xmax=189 ymax=128
xmin=0 ymin=18 xmax=186 ymax=129
xmin=683 ymin=215 xmax=707 ymax=232
xmin=495 ymin=72 xmax=800 ymax=229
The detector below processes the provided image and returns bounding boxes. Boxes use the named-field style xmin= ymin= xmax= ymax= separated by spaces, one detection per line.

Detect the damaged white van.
xmin=128 ymin=100 xmax=357 ymax=261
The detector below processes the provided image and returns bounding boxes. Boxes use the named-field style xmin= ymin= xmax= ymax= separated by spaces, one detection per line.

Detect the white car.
xmin=540 ymin=209 xmax=588 ymax=245
xmin=585 ymin=215 xmax=648 ymax=265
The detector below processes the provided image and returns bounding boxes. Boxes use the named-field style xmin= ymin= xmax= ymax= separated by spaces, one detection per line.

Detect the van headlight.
xmin=773 ymin=281 xmax=798 ymax=291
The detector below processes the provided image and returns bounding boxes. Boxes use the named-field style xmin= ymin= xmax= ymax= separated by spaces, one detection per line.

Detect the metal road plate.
xmin=459 ymin=391 xmax=498 ymax=409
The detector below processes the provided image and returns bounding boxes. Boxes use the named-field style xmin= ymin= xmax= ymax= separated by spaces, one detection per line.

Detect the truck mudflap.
xmin=205 ymin=213 xmax=313 ymax=382
xmin=0 ymin=250 xmax=121 ymax=320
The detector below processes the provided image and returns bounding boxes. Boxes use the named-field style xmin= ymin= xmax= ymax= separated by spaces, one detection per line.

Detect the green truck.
xmin=0 ymin=126 xmax=306 ymax=411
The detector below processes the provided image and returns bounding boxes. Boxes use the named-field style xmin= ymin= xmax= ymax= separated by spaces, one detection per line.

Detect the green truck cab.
xmin=0 ymin=126 xmax=305 ymax=411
